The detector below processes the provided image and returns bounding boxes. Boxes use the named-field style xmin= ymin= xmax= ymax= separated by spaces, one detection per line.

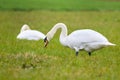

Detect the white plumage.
xmin=45 ymin=23 xmax=115 ymax=56
xmin=17 ymin=24 xmax=46 ymax=40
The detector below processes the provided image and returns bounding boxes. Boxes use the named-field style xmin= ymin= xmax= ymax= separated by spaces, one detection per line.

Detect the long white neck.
xmin=46 ymin=23 xmax=68 ymax=41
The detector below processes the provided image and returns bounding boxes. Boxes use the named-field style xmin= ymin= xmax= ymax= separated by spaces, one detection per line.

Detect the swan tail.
xmin=105 ymin=42 xmax=116 ymax=46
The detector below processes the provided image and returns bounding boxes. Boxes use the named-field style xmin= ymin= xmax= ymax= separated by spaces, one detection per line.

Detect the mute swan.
xmin=17 ymin=24 xmax=46 ymax=40
xmin=44 ymin=23 xmax=115 ymax=56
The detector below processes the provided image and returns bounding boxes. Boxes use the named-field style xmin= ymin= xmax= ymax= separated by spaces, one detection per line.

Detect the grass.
xmin=0 ymin=0 xmax=120 ymax=11
xmin=0 ymin=11 xmax=120 ymax=80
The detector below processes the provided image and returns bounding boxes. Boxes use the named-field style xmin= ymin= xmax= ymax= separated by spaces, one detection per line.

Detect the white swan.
xmin=44 ymin=23 xmax=115 ymax=56
xmin=17 ymin=24 xmax=46 ymax=40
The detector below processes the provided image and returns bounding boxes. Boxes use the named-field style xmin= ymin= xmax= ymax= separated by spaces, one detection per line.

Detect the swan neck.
xmin=20 ymin=24 xmax=31 ymax=32
xmin=46 ymin=23 xmax=68 ymax=41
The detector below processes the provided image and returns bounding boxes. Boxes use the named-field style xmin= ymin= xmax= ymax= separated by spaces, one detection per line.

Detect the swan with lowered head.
xmin=44 ymin=23 xmax=115 ymax=56
xmin=17 ymin=24 xmax=46 ymax=40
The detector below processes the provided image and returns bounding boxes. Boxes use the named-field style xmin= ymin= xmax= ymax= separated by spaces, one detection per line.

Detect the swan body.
xmin=45 ymin=23 xmax=115 ymax=56
xmin=17 ymin=24 xmax=46 ymax=40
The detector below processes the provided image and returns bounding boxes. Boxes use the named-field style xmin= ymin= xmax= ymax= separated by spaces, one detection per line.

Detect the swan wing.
xmin=17 ymin=30 xmax=45 ymax=41
xmin=65 ymin=29 xmax=113 ymax=50
xmin=68 ymin=29 xmax=108 ymax=42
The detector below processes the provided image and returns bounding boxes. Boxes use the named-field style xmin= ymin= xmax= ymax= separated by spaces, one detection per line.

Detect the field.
xmin=0 ymin=0 xmax=120 ymax=80
xmin=0 ymin=11 xmax=120 ymax=80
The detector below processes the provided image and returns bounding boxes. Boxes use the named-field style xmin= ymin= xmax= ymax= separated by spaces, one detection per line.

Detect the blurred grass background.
xmin=0 ymin=0 xmax=120 ymax=11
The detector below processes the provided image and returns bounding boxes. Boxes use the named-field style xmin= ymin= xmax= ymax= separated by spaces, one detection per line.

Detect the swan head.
xmin=44 ymin=37 xmax=49 ymax=47
xmin=44 ymin=26 xmax=55 ymax=47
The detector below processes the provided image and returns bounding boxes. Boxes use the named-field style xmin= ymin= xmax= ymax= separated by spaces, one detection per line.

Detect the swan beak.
xmin=44 ymin=37 xmax=49 ymax=47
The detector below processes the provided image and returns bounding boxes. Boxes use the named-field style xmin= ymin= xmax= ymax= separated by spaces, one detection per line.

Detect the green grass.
xmin=0 ymin=0 xmax=120 ymax=11
xmin=0 ymin=11 xmax=120 ymax=80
